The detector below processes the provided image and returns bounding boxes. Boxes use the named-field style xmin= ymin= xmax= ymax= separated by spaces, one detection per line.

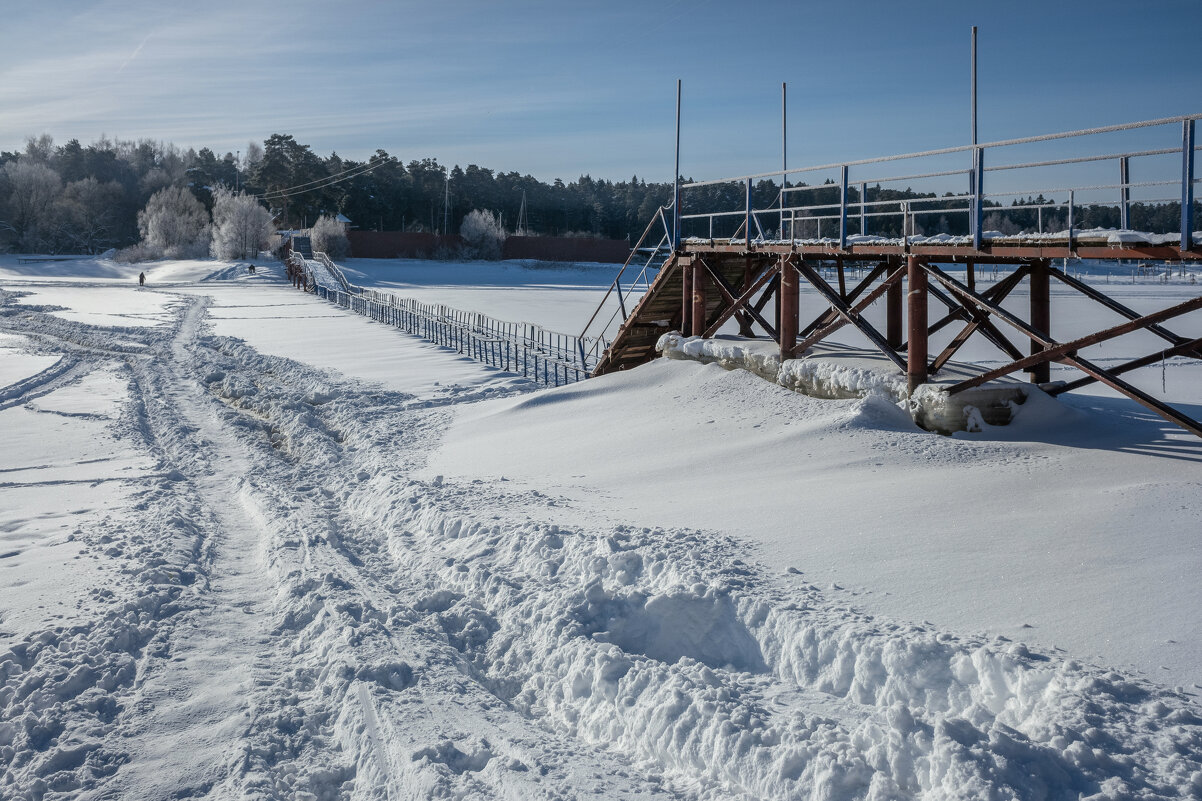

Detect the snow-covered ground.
xmin=1 ymin=254 xmax=1200 ymax=800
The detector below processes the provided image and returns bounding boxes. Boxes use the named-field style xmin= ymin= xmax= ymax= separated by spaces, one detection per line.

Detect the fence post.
xmin=1067 ymin=190 xmax=1075 ymax=252
xmin=860 ymin=182 xmax=868 ymax=237
xmin=1183 ymin=119 xmax=1196 ymax=252
xmin=839 ymin=165 xmax=849 ymax=249
xmin=745 ymin=178 xmax=753 ymax=249
xmin=1119 ymin=156 xmax=1130 ymax=230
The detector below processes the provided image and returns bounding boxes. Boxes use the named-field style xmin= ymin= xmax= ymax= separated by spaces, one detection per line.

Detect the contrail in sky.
xmin=116 ymin=33 xmax=152 ymax=75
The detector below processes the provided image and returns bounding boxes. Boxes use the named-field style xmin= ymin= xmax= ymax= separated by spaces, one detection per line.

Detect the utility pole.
xmin=443 ymin=172 xmax=450 ymax=235
xmin=236 ymin=150 xmax=240 ymax=192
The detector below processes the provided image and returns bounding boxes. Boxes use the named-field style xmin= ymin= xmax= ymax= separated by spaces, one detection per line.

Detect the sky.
xmin=1 ymin=0 xmax=1200 ymax=187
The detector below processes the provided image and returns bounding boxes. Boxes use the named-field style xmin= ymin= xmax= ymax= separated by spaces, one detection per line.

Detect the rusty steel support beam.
xmin=795 ymin=260 xmax=908 ymax=373
xmin=836 ymin=258 xmax=847 ymax=300
xmin=795 ymin=264 xmax=906 ymax=357
xmin=1029 ymin=259 xmax=1052 ymax=384
xmin=700 ymin=260 xmax=778 ymax=339
xmin=924 ymin=272 xmax=1028 ymax=362
xmin=929 ymin=268 xmax=1029 ymax=373
xmin=927 ymin=265 xmax=1202 ymax=439
xmin=737 ymin=258 xmax=756 ymax=336
xmin=691 ymin=261 xmax=707 ymax=336
xmin=886 ymin=262 xmax=904 ymax=350
xmin=779 ymin=256 xmax=800 ymax=358
xmin=681 ymin=259 xmax=693 ymax=336
xmin=1048 ymin=265 xmax=1202 ymax=361
xmin=799 ymin=263 xmax=889 ymax=339
xmin=1050 ymin=336 xmax=1202 ymax=395
xmin=907 ymin=255 xmax=928 ymax=393
xmin=947 ymin=293 xmax=1202 ymax=393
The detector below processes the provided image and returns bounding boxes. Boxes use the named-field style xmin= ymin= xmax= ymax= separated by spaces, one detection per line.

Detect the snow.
xmin=1 ymin=255 xmax=1200 ymax=800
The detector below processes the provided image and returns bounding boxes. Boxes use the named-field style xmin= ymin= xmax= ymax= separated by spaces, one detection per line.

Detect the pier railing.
xmin=678 ymin=113 xmax=1200 ymax=252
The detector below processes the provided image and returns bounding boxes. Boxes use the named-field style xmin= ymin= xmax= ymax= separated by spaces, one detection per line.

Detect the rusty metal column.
xmin=907 ymin=255 xmax=928 ymax=393
xmin=691 ymin=261 xmax=707 ymax=337
xmin=886 ymin=260 xmax=903 ymax=350
xmin=779 ymin=256 xmax=799 ymax=361
xmin=1029 ymin=259 xmax=1051 ymax=384
xmin=738 ymin=258 xmax=755 ymax=337
xmin=681 ymin=259 xmax=693 ymax=336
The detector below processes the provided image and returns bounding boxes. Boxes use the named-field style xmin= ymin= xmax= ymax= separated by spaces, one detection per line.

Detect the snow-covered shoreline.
xmin=1 ymin=258 xmax=1201 ymax=799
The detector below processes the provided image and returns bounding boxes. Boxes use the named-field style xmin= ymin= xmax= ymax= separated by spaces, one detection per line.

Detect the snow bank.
xmin=658 ymin=333 xmax=908 ymax=401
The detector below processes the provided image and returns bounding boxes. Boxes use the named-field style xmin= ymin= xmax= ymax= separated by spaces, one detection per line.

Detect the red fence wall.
xmin=346 ymin=231 xmax=464 ymax=259
xmin=501 ymin=235 xmax=629 ymax=264
xmin=347 ymin=231 xmax=629 ymax=263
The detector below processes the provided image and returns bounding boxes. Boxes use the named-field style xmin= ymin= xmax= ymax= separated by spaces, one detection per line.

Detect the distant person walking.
xmin=248 ymin=264 xmax=256 ymax=275
xmin=138 ymin=271 xmax=146 ymax=287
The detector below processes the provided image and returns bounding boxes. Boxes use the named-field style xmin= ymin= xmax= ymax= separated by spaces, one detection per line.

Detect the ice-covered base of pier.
xmin=656 ymin=333 xmax=1028 ymax=434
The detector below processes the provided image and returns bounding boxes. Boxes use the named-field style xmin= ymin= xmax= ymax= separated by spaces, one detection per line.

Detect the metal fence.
xmin=309 ymin=280 xmax=597 ymax=388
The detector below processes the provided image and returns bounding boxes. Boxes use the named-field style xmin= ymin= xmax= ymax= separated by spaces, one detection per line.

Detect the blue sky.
xmin=1 ymin=0 xmax=1199 ymax=186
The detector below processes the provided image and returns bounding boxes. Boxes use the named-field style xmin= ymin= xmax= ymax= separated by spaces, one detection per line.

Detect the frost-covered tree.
xmin=309 ymin=214 xmax=349 ymax=258
xmin=137 ymin=185 xmax=209 ymax=258
xmin=459 ymin=209 xmax=506 ymax=259
xmin=56 ymin=177 xmax=125 ymax=253
xmin=2 ymin=160 xmax=62 ymax=251
xmin=210 ymin=186 xmax=274 ymax=259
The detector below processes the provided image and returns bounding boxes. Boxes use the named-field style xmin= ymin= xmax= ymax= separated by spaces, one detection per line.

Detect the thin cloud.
xmin=115 ymin=33 xmax=152 ymax=75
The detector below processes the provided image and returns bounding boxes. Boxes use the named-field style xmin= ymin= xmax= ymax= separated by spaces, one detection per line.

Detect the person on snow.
xmin=138 ymin=271 xmax=146 ymax=287
xmin=248 ymin=263 xmax=256 ymax=275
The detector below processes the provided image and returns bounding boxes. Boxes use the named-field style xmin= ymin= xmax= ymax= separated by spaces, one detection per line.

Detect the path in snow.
xmin=0 ymin=276 xmax=1200 ymax=800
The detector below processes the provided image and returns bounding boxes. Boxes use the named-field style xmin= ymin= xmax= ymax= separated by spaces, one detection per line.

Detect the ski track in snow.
xmin=0 ymin=282 xmax=1200 ymax=800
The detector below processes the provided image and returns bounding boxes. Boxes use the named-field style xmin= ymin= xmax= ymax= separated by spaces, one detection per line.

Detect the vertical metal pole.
xmin=745 ymin=178 xmax=753 ymax=249
xmin=779 ymin=256 xmax=799 ymax=361
xmin=839 ymin=165 xmax=849 ymax=249
xmin=673 ymin=79 xmax=682 ymax=250
xmin=1068 ymin=190 xmax=1075 ymax=251
xmin=781 ymin=82 xmax=787 ymax=241
xmin=860 ymin=182 xmax=868 ymax=237
xmin=691 ymin=262 xmax=707 ymax=337
xmin=1029 ymin=259 xmax=1051 ymax=384
xmin=971 ymin=26 xmax=978 ymax=148
xmin=907 ymin=255 xmax=928 ymax=393
xmin=970 ymin=26 xmax=980 ymax=252
xmin=886 ymin=260 xmax=903 ymax=350
xmin=972 ymin=149 xmax=984 ymax=251
xmin=1120 ymin=156 xmax=1130 ymax=230
xmin=1182 ymin=119 xmax=1196 ymax=252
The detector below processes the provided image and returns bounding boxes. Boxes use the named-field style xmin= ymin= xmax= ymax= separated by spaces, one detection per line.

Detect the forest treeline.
xmin=0 ymin=132 xmax=1193 ymax=255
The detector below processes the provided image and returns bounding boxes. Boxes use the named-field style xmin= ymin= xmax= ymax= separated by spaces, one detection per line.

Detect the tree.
xmin=56 ymin=178 xmax=125 ymax=253
xmin=137 ymin=185 xmax=209 ymax=258
xmin=2 ymin=160 xmax=62 ymax=251
xmin=210 ymin=187 xmax=274 ymax=259
xmin=309 ymin=214 xmax=349 ymax=258
xmin=459 ymin=209 xmax=506 ymax=259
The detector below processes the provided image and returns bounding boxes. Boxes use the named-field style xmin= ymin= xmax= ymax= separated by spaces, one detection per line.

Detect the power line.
xmin=254 ymin=154 xmax=397 ymax=200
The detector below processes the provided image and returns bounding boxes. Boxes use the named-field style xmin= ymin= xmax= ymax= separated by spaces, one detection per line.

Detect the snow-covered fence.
xmin=311 ymin=282 xmax=597 ymax=388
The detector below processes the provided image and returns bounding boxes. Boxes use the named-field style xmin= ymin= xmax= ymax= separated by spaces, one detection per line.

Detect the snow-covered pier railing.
xmin=311 ymin=281 xmax=598 ymax=388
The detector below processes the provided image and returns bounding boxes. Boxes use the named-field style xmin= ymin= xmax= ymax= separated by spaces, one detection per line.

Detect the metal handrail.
xmin=674 ymin=112 xmax=1199 ymax=247
xmin=577 ymin=205 xmax=672 ymax=368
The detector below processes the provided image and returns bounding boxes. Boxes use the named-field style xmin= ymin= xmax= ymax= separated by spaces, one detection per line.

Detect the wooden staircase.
xmin=593 ymin=254 xmax=758 ymax=376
